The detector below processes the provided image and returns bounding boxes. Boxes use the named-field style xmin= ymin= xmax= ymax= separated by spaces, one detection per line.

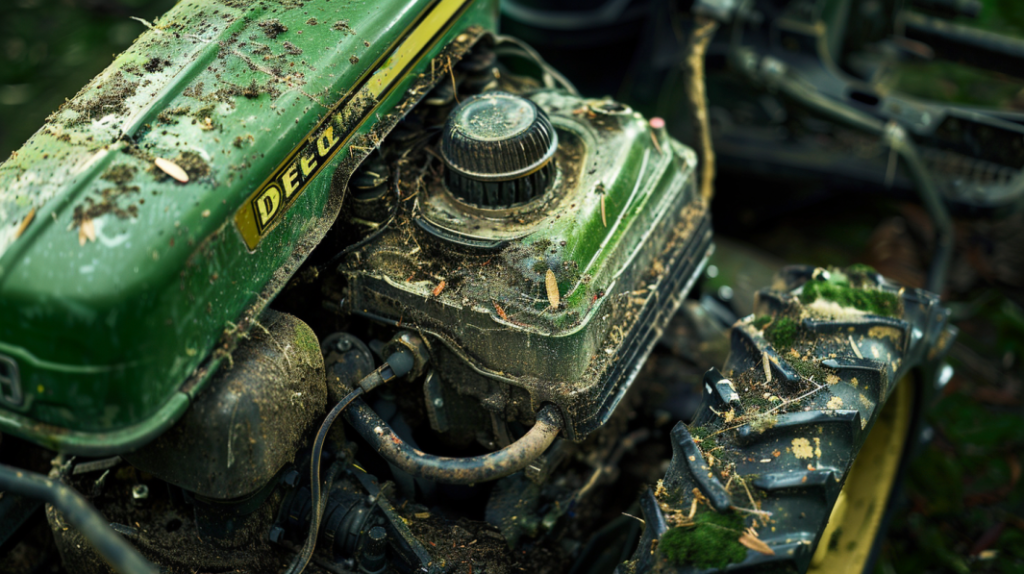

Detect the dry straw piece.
xmin=155 ymin=157 xmax=189 ymax=183
xmin=546 ymin=269 xmax=560 ymax=310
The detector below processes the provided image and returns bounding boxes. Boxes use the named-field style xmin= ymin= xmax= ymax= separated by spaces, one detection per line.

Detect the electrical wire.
xmin=283 ymin=387 xmax=365 ymax=574
xmin=492 ymin=35 xmax=579 ymax=96
xmin=0 ymin=464 xmax=159 ymax=574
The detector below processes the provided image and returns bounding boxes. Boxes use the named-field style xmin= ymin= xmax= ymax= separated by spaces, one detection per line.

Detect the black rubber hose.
xmin=345 ymin=400 xmax=564 ymax=485
xmin=0 ymin=463 xmax=158 ymax=574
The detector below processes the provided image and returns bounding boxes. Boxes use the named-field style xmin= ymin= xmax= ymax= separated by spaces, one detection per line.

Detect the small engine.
xmin=343 ymin=82 xmax=711 ymax=443
xmin=15 ymin=19 xmax=711 ymax=574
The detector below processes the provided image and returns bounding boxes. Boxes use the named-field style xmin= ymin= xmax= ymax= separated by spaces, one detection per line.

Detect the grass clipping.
xmin=659 ymin=511 xmax=748 ymax=569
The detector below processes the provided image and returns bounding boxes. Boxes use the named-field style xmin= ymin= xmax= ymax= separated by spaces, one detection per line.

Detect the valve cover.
xmin=345 ymin=90 xmax=713 ymax=440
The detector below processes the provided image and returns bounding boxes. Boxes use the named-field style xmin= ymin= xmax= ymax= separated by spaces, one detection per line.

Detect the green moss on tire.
xmin=790 ymin=359 xmax=836 ymax=383
xmin=764 ymin=316 xmax=798 ymax=349
xmin=659 ymin=512 xmax=748 ymax=569
xmin=800 ymin=280 xmax=900 ymax=317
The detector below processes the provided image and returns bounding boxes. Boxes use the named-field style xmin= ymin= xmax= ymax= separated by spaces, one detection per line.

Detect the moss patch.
xmin=690 ymin=425 xmax=719 ymax=450
xmin=659 ymin=511 xmax=747 ymax=569
xmin=800 ymin=280 xmax=900 ymax=317
xmin=765 ymin=316 xmax=798 ymax=349
xmin=752 ymin=315 xmax=772 ymax=330
xmin=790 ymin=359 xmax=836 ymax=383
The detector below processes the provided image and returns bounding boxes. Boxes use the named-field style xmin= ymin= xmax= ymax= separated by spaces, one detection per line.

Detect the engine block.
xmin=345 ymin=89 xmax=712 ymax=440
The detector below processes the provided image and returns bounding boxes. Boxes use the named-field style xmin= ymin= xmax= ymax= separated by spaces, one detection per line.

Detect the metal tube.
xmin=0 ymin=464 xmax=158 ymax=574
xmin=345 ymin=400 xmax=563 ymax=485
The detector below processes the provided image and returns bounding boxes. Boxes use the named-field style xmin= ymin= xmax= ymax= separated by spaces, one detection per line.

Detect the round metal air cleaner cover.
xmin=440 ymin=92 xmax=558 ymax=208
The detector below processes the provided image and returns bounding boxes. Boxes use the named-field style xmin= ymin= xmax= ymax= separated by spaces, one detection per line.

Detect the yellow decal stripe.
xmin=365 ymin=0 xmax=469 ymax=99
xmin=234 ymin=0 xmax=473 ymax=251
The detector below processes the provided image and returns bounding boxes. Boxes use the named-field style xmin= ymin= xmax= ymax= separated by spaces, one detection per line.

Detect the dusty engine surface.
xmin=343 ymin=84 xmax=712 ymax=441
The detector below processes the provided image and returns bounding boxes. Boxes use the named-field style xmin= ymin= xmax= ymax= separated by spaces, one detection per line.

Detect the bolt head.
xmin=131 ymin=484 xmax=149 ymax=500
xmin=336 ymin=339 xmax=353 ymax=352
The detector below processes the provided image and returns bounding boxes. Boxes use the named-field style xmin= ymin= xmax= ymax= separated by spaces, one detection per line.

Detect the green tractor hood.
xmin=0 ymin=0 xmax=496 ymax=455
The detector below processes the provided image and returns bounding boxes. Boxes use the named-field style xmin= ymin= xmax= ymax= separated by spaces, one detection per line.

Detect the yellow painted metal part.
xmin=234 ymin=0 xmax=474 ymax=250
xmin=809 ymin=378 xmax=914 ymax=572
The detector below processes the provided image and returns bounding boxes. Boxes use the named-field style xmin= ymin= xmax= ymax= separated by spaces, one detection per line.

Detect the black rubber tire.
xmin=624 ymin=265 xmax=956 ymax=574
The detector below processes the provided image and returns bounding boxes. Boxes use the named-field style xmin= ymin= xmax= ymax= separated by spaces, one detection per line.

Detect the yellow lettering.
xmin=255 ymin=185 xmax=282 ymax=228
xmin=300 ymin=153 xmax=318 ymax=177
xmin=317 ymin=126 xmax=339 ymax=157
xmin=281 ymin=164 xmax=300 ymax=198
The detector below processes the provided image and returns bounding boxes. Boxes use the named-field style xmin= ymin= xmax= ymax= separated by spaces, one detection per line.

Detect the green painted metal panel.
xmin=0 ymin=0 xmax=497 ymax=453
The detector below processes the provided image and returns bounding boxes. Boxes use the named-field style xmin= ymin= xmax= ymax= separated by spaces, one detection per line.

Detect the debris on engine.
xmin=7 ymin=0 xmax=1011 ymax=573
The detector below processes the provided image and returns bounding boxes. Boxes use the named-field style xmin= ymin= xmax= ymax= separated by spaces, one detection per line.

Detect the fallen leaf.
xmin=78 ymin=217 xmax=95 ymax=246
xmin=738 ymin=533 xmax=775 ymax=556
xmin=155 ymin=157 xmax=189 ymax=183
xmin=15 ymin=208 xmax=35 ymax=239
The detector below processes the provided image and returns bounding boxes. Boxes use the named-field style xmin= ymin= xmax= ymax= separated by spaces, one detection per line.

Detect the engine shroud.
xmin=345 ymin=91 xmax=712 ymax=440
xmin=0 ymin=0 xmax=495 ymax=455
